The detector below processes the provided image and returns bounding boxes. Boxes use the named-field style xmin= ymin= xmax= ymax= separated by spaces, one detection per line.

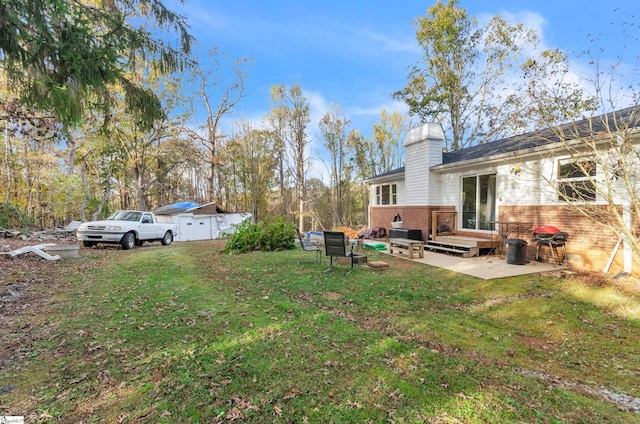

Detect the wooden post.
xmin=431 ymin=211 xmax=438 ymax=241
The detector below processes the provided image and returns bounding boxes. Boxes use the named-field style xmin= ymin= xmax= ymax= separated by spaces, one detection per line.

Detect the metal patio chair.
xmin=296 ymin=228 xmax=322 ymax=264
xmin=323 ymin=231 xmax=355 ymax=274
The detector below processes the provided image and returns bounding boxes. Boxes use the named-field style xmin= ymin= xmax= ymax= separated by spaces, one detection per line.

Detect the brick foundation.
xmin=369 ymin=206 xmax=456 ymax=241
xmin=499 ymin=205 xmax=636 ymax=275
xmin=370 ymin=204 xmax=639 ymax=275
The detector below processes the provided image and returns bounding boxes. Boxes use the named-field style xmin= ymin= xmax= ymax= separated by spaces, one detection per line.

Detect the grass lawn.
xmin=1 ymin=240 xmax=639 ymax=423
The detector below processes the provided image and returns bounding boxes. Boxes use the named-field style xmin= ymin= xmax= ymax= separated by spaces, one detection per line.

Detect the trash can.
xmin=506 ymin=239 xmax=528 ymax=265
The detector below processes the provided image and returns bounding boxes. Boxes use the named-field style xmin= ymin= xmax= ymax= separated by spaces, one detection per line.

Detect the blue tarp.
xmin=153 ymin=201 xmax=200 ymax=215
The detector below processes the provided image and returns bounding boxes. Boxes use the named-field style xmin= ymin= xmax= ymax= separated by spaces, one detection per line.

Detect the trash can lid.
xmin=506 ymin=238 xmax=527 ymax=245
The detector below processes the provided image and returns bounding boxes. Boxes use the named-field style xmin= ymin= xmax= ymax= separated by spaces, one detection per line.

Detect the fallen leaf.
xmin=226 ymin=407 xmax=244 ymax=420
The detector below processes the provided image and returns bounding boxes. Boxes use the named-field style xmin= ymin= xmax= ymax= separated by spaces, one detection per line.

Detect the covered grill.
xmin=532 ymin=226 xmax=569 ymax=266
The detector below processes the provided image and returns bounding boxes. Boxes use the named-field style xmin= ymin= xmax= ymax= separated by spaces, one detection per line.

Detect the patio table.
xmin=484 ymin=220 xmax=533 ymax=257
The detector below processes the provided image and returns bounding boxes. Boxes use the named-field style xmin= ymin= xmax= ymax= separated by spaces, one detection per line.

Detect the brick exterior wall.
xmin=370 ymin=206 xmax=455 ymax=241
xmin=499 ymin=205 xmax=636 ymax=274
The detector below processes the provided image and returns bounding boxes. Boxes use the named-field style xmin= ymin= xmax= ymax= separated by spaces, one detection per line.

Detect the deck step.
xmin=428 ymin=240 xmax=476 ymax=249
xmin=425 ymin=241 xmax=478 ymax=258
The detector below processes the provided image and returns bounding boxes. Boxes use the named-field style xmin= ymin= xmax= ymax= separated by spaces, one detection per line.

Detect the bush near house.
xmin=223 ymin=216 xmax=296 ymax=253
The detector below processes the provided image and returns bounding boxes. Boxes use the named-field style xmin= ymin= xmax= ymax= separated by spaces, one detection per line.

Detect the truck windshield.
xmin=108 ymin=211 xmax=142 ymax=221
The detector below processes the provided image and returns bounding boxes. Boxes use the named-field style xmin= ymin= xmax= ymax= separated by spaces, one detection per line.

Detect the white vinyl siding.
xmin=405 ymin=140 xmax=430 ymax=205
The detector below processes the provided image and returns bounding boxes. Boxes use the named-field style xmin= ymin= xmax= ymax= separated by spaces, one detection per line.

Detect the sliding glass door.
xmin=462 ymin=174 xmax=496 ymax=230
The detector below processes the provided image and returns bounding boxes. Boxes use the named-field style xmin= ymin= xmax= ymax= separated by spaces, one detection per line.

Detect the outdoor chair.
xmin=535 ymin=231 xmax=569 ymax=267
xmin=323 ymin=231 xmax=355 ymax=274
xmin=296 ymin=228 xmax=322 ymax=264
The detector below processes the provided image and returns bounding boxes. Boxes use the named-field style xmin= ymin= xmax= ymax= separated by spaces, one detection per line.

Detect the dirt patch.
xmin=516 ymin=335 xmax=559 ymax=352
xmin=516 ymin=367 xmax=640 ymax=413
xmin=0 ymin=235 xmax=112 ymax=372
xmin=323 ymin=292 xmax=342 ymax=300
xmin=467 ymin=291 xmax=556 ymax=312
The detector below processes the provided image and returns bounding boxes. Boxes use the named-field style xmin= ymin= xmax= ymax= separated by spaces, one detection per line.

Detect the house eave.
xmin=365 ymin=172 xmax=405 ymax=184
xmin=364 ymin=166 xmax=406 ymax=184
xmin=430 ymin=134 xmax=615 ymax=172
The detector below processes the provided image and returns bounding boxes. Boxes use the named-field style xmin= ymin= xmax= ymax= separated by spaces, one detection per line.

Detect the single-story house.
xmin=154 ymin=201 xmax=252 ymax=241
xmin=366 ymin=107 xmax=640 ymax=276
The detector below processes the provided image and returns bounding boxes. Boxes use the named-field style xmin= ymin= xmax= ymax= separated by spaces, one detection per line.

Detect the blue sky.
xmin=171 ymin=0 xmax=638 ymax=176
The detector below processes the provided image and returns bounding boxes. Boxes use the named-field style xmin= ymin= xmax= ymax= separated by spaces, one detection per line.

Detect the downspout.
xmin=367 ymin=185 xmax=372 ymax=229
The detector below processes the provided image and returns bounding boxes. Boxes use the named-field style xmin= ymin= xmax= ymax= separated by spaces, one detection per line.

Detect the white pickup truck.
xmin=76 ymin=210 xmax=178 ymax=250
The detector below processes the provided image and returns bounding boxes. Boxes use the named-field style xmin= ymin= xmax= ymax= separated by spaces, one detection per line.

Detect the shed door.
xmin=192 ymin=218 xmax=212 ymax=240
xmin=178 ymin=216 xmax=196 ymax=241
xmin=178 ymin=216 xmax=213 ymax=241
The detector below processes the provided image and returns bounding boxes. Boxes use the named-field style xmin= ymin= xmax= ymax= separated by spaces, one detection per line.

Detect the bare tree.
xmin=270 ymin=84 xmax=311 ymax=231
xmin=319 ymin=105 xmax=352 ymax=228
xmin=520 ymin=17 xmax=640 ymax=271
xmin=188 ymin=47 xmax=250 ymax=204
xmin=529 ymin=107 xmax=640 ymax=267
xmin=265 ymin=99 xmax=291 ymax=218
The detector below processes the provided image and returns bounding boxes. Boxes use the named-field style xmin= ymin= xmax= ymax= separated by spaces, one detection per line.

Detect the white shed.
xmin=154 ymin=202 xmax=252 ymax=242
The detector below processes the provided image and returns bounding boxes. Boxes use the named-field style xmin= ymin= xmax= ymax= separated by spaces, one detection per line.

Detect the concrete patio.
xmin=372 ymin=241 xmax=565 ymax=279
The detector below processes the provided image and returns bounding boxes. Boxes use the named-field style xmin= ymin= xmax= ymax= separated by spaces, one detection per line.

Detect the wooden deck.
xmin=425 ymin=235 xmax=498 ymax=257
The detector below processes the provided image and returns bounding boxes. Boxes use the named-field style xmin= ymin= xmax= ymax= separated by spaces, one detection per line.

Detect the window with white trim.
xmin=557 ymin=157 xmax=596 ymax=202
xmin=375 ymin=183 xmax=397 ymax=205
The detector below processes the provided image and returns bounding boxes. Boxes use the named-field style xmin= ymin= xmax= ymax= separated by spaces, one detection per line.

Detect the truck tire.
xmin=121 ymin=232 xmax=136 ymax=250
xmin=161 ymin=231 xmax=173 ymax=246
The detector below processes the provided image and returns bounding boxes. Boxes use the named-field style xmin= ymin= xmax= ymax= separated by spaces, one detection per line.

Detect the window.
xmin=557 ymin=158 xmax=596 ymax=202
xmin=462 ymin=174 xmax=496 ymax=230
xmin=375 ymin=183 xmax=397 ymax=205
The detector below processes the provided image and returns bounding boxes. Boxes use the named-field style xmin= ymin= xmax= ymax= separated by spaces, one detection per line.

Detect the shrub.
xmin=223 ymin=217 xmax=296 ymax=254
xmin=0 ymin=202 xmax=35 ymax=231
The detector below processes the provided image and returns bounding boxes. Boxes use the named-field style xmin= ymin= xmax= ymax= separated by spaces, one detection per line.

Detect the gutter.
xmin=430 ymin=131 xmax=636 ymax=172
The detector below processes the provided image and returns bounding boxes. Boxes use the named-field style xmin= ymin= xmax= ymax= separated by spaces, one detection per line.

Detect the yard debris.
xmin=1 ymin=285 xmax=22 ymax=302
xmin=334 ymin=226 xmax=361 ymax=239
xmin=56 ymin=220 xmax=82 ymax=233
xmin=1 ymin=222 xmax=80 ymax=243
xmin=1 ymin=243 xmax=61 ymax=260
xmin=0 ymin=384 xmax=16 ymax=394
xmin=1 ymin=229 xmax=78 ymax=256
xmin=358 ymin=227 xmax=387 ymax=239
xmin=0 ymin=227 xmax=23 ymax=238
